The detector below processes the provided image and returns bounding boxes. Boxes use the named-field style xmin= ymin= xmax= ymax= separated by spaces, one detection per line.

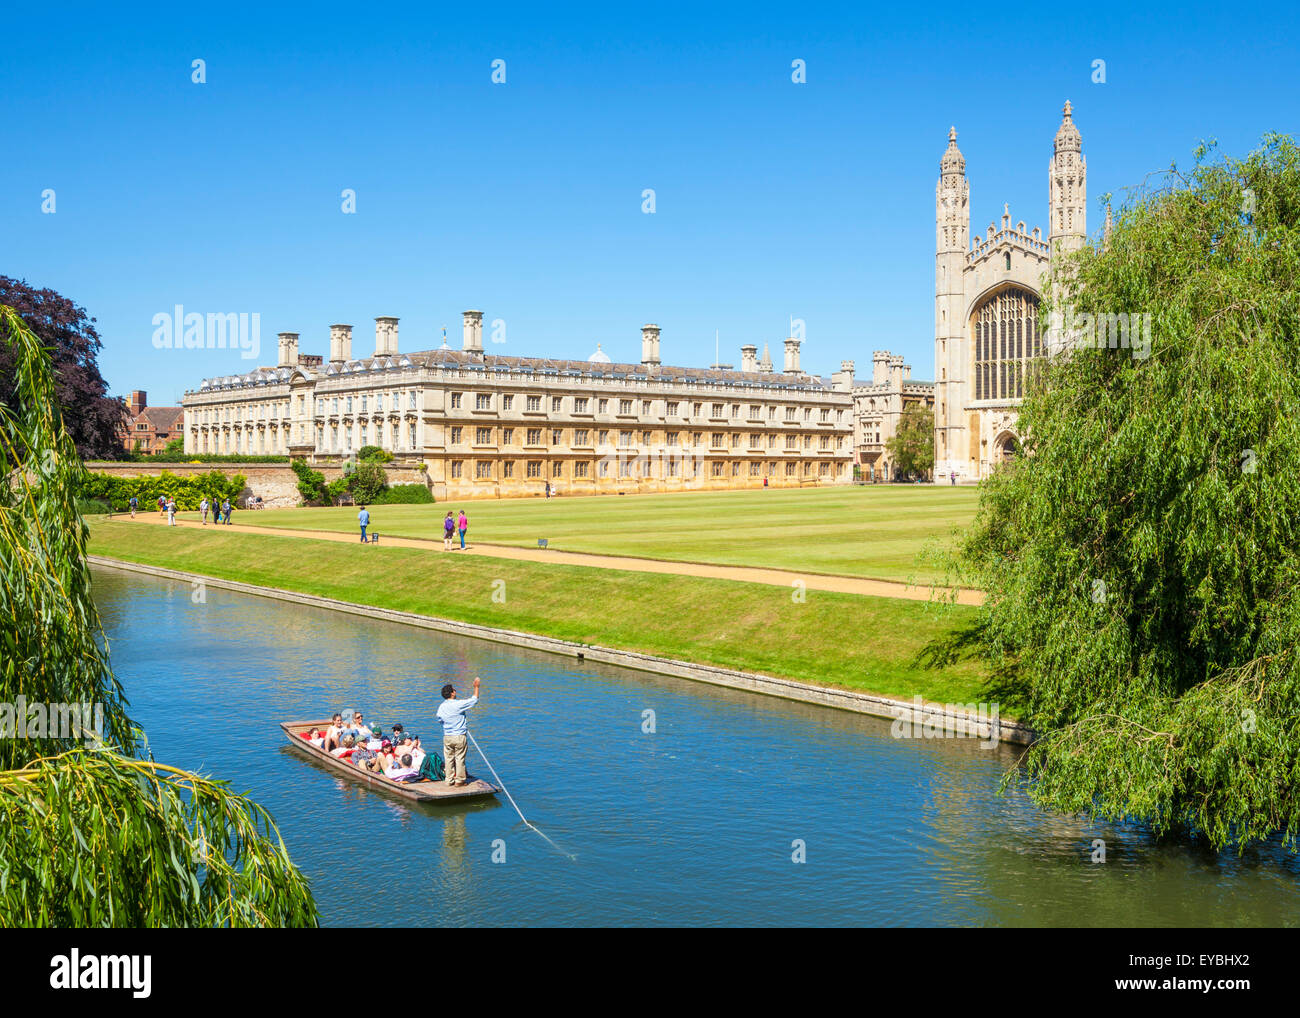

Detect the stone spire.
xmin=1048 ymin=100 xmax=1086 ymax=257
xmin=940 ymin=125 xmax=965 ymax=177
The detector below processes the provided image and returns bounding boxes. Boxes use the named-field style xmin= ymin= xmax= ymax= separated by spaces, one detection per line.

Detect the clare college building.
xmin=182 ymin=314 xmax=856 ymax=500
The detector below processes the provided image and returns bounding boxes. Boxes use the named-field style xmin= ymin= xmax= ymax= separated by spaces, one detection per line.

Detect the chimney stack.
xmin=641 ymin=324 xmax=661 ymax=366
xmin=832 ymin=360 xmax=855 ymax=392
xmin=329 ymin=324 xmax=353 ymax=364
xmin=462 ymin=310 xmax=484 ymax=353
xmin=783 ymin=337 xmax=801 ymax=374
xmin=277 ymin=332 xmax=300 ymax=368
xmin=374 ymin=317 xmax=399 ymax=357
xmin=740 ymin=344 xmax=758 ymax=372
xmin=129 ymin=390 xmax=147 ymax=416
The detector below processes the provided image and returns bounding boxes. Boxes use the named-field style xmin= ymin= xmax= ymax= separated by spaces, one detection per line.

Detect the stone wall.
xmin=83 ymin=462 xmax=431 ymax=509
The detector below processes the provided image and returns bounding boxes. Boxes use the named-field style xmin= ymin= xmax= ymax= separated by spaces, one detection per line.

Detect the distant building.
xmin=121 ymin=391 xmax=183 ymax=454
xmin=853 ymin=353 xmax=935 ymax=481
xmin=182 ymin=317 xmax=856 ymax=500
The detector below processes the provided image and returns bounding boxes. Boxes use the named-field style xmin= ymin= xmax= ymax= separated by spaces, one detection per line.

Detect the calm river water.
xmin=92 ymin=566 xmax=1300 ymax=927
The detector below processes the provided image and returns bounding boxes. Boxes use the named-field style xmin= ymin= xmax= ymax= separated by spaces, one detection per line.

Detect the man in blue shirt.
xmin=358 ymin=505 xmax=370 ymax=542
xmin=436 ymin=677 xmax=480 ymax=786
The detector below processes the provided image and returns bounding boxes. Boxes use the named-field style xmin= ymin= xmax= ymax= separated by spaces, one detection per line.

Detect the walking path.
xmin=108 ymin=512 xmax=985 ymax=606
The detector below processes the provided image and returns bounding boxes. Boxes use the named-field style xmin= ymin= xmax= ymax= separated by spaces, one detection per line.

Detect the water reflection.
xmin=92 ymin=565 xmax=1300 ymax=927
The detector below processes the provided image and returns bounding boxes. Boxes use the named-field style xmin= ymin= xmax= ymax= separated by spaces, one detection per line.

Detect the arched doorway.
xmin=993 ymin=430 xmax=1020 ymax=464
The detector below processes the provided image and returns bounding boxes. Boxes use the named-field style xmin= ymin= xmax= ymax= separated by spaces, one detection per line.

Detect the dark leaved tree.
xmin=0 ymin=276 xmax=127 ymax=460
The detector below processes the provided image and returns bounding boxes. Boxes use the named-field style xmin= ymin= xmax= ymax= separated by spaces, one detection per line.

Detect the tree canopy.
xmin=0 ymin=277 xmax=127 ymax=461
xmin=886 ymin=403 xmax=935 ymax=479
xmin=954 ymin=134 xmax=1300 ymax=852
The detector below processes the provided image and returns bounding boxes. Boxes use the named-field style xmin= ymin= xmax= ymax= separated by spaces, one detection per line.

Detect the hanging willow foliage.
xmin=0 ymin=304 xmax=318 ymax=926
xmin=953 ymin=135 xmax=1300 ymax=852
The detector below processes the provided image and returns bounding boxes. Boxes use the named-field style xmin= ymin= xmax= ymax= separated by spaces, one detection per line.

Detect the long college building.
xmin=182 ymin=315 xmax=855 ymax=500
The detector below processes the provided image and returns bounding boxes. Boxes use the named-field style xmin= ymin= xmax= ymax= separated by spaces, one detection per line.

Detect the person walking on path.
xmin=129 ymin=495 xmax=138 ymax=518
xmin=166 ymin=497 xmax=177 ymax=526
xmin=200 ymin=498 xmax=209 ymax=525
xmin=358 ymin=505 xmax=370 ymax=543
xmin=443 ymin=511 xmax=455 ymax=551
xmin=436 ymin=677 xmax=480 ymax=787
xmin=222 ymin=498 xmax=232 ymax=525
xmin=457 ymin=510 xmax=468 ymax=550
xmin=157 ymin=495 xmax=166 ymax=517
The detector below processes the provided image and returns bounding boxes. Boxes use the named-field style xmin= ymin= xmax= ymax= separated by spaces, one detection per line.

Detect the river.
xmin=91 ymin=565 xmax=1300 ymax=926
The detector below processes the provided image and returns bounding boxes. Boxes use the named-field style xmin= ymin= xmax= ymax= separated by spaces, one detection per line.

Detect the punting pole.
xmin=468 ymin=731 xmax=574 ymax=860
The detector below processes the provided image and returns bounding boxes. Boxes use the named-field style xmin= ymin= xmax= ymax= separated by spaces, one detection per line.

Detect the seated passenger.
xmin=330 ymin=734 xmax=357 ymax=759
xmin=352 ymin=741 xmax=378 ymax=770
xmin=321 ymin=714 xmax=345 ymax=752
xmin=384 ymin=752 xmax=419 ymax=781
xmin=348 ymin=711 xmax=372 ymax=739
xmin=366 ymin=728 xmax=384 ymax=751
xmin=406 ymin=736 xmax=426 ymax=771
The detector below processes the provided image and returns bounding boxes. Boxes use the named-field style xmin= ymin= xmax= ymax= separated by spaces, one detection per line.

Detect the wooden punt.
xmin=280 ymin=719 xmax=498 ymax=802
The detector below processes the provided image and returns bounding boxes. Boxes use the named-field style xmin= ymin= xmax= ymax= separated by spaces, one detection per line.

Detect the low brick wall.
xmin=84 ymin=462 xmax=431 ymax=509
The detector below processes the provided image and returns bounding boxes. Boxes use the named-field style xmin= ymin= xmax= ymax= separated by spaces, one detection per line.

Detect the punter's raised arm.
xmin=474 ymin=676 xmax=481 ymax=698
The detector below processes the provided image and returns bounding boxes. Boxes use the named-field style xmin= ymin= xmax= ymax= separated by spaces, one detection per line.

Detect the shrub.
xmin=369 ymin=483 xmax=434 ymax=505
xmin=290 ymin=458 xmax=329 ymax=506
xmin=348 ymin=461 xmax=388 ymax=503
xmin=357 ymin=445 xmax=393 ymax=463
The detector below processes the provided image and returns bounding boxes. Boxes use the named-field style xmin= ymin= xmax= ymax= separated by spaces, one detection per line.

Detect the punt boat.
xmin=280 ymin=719 xmax=498 ymax=802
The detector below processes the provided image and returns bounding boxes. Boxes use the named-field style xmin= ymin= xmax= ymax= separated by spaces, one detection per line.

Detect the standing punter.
xmin=436 ymin=677 xmax=480 ymax=787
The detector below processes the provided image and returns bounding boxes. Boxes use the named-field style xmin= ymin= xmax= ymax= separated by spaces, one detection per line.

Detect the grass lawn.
xmin=87 ymin=519 xmax=997 ymax=709
xmin=245 ymin=485 xmax=979 ymax=583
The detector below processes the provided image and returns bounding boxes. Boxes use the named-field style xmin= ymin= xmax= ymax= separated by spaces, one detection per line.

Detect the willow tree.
xmin=0 ymin=306 xmax=318 ymax=926
xmin=956 ymin=135 xmax=1300 ymax=851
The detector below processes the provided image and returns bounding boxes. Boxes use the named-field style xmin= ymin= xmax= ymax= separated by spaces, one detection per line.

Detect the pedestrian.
xmin=457 ymin=509 xmax=468 ymax=550
xmin=436 ymin=676 xmax=481 ymax=787
xmin=222 ymin=498 xmax=233 ymax=525
xmin=545 ymin=480 xmax=550 ymax=499
xmin=443 ymin=511 xmax=455 ymax=551
xmin=128 ymin=495 xmax=138 ymax=518
xmin=166 ymin=497 xmax=177 ymax=526
xmin=950 ymin=471 xmax=957 ymax=486
xmin=200 ymin=497 xmax=209 ymax=525
xmin=157 ymin=495 xmax=166 ymax=517
xmin=358 ymin=504 xmax=370 ymax=543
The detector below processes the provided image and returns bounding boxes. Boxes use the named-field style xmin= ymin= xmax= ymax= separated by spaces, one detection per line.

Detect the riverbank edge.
xmin=88 ymin=554 xmax=1032 ymax=746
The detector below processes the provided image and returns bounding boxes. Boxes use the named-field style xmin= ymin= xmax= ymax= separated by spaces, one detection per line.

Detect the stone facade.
xmin=933 ymin=101 xmax=1086 ymax=481
xmin=182 ymin=317 xmax=855 ymax=501
xmin=852 ymin=352 xmax=935 ymax=481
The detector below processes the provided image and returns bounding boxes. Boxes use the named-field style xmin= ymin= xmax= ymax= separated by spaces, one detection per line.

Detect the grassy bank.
xmin=244 ymin=485 xmax=978 ymax=583
xmin=87 ymin=519 xmax=996 ymax=708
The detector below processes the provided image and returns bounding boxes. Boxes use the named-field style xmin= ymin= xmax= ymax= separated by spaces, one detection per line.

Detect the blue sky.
xmin=3 ymin=1 xmax=1296 ymax=404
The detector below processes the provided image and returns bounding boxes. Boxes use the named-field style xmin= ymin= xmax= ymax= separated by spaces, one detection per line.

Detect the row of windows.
xmin=447 ymin=392 xmax=844 ymax=423
xmin=974 ymin=287 xmax=1041 ymax=402
xmin=447 ymin=460 xmax=845 ymax=480
xmin=316 ymin=391 xmax=419 ymax=416
xmin=445 ymin=427 xmax=846 ymax=450
xmin=194 ymin=401 xmax=290 ymax=425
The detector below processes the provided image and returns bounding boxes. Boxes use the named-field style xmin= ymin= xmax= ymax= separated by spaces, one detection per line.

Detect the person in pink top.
xmin=457 ymin=510 xmax=468 ymax=549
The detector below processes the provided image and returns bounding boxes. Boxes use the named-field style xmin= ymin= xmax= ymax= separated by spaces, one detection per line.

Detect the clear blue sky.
xmin=3 ymin=1 xmax=1296 ymax=404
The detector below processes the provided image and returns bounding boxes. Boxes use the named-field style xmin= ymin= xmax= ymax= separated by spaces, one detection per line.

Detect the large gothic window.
xmin=972 ymin=286 xmax=1040 ymax=401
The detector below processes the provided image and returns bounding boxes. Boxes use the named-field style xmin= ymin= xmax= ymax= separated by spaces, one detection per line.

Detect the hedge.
xmin=78 ymin=469 xmax=247 ymax=511
xmin=367 ymin=483 xmax=434 ymax=505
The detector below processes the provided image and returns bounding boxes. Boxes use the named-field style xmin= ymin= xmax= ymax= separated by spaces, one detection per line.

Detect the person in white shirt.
xmin=384 ymin=753 xmax=418 ymax=781
xmin=436 ymin=677 xmax=481 ymax=786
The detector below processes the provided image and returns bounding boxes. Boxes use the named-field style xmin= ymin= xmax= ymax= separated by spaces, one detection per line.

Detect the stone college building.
xmin=183 ymin=316 xmax=856 ymax=500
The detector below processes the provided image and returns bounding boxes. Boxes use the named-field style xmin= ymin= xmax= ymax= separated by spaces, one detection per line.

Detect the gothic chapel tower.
xmin=932 ymin=102 xmax=1084 ymax=482
xmin=934 ymin=127 xmax=969 ymax=477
